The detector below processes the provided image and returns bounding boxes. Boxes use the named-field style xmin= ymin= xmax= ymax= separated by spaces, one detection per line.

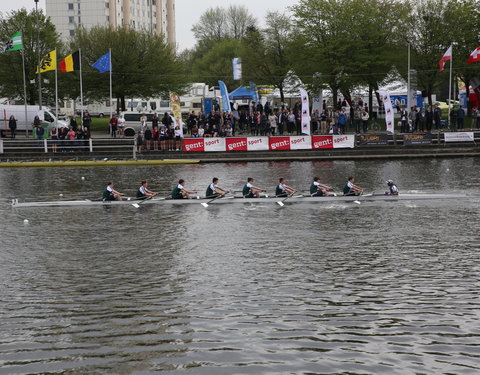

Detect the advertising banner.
xmin=232 ymin=58 xmax=242 ymax=81
xmin=377 ymin=90 xmax=394 ymax=133
xmin=269 ymin=137 xmax=291 ymax=151
xmin=204 ymin=137 xmax=226 ymax=152
xmin=403 ymin=133 xmax=433 ymax=145
xmin=357 ymin=134 xmax=389 ymax=146
xmin=444 ymin=132 xmax=475 ymax=142
xmin=226 ymin=137 xmax=248 ymax=151
xmin=312 ymin=136 xmax=334 ymax=149
xmin=299 ymin=88 xmax=311 ymax=135
xmin=290 ymin=136 xmax=312 ymax=150
xmin=218 ymin=80 xmax=231 ymax=113
xmin=182 ymin=138 xmax=205 ymax=152
xmin=333 ymin=134 xmax=355 ymax=148
xmin=247 ymin=137 xmax=269 ymax=151
xmin=169 ymin=92 xmax=183 ymax=137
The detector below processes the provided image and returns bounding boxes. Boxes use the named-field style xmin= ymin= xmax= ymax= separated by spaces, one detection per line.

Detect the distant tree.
xmin=69 ymin=26 xmax=187 ymax=111
xmin=0 ymin=8 xmax=61 ymax=105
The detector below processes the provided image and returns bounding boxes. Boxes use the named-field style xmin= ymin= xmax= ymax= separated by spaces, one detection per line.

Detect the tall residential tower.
xmin=46 ymin=0 xmax=176 ymax=46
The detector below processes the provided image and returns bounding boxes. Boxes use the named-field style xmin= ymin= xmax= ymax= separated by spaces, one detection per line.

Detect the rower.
xmin=385 ymin=180 xmax=399 ymax=195
xmin=310 ymin=176 xmax=331 ymax=197
xmin=242 ymin=177 xmax=266 ymax=198
xmin=136 ymin=180 xmax=158 ymax=200
xmin=103 ymin=181 xmax=124 ymax=201
xmin=343 ymin=176 xmax=363 ymax=196
xmin=171 ymin=179 xmax=197 ymax=199
xmin=276 ymin=178 xmax=298 ymax=197
xmin=206 ymin=177 xmax=230 ymax=198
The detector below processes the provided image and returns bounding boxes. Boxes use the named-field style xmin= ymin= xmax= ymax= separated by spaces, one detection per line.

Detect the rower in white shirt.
xmin=275 ymin=178 xmax=298 ymax=197
xmin=205 ymin=177 xmax=230 ymax=198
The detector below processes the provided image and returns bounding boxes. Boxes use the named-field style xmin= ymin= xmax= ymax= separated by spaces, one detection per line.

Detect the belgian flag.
xmin=59 ymin=51 xmax=80 ymax=72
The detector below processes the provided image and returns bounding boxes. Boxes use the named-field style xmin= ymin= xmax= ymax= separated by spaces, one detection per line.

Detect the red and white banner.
xmin=444 ymin=132 xmax=475 ymax=143
xmin=183 ymin=135 xmax=356 ymax=151
xmin=204 ymin=137 xmax=226 ymax=152
xmin=182 ymin=138 xmax=204 ymax=152
xmin=226 ymin=137 xmax=248 ymax=151
xmin=290 ymin=136 xmax=311 ymax=150
xmin=468 ymin=47 xmax=480 ymax=64
xmin=247 ymin=136 xmax=269 ymax=151
xmin=439 ymin=46 xmax=452 ymax=72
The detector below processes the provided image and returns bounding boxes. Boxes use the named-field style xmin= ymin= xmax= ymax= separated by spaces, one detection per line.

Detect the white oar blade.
xmin=132 ymin=203 xmax=140 ymax=208
xmin=354 ymin=200 xmax=361 ymax=205
xmin=201 ymin=203 xmax=209 ymax=208
xmin=277 ymin=201 xmax=285 ymax=207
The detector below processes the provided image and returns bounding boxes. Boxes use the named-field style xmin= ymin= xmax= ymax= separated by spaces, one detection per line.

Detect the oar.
xmin=277 ymin=192 xmax=297 ymax=207
xmin=201 ymin=193 xmax=228 ymax=208
xmin=132 ymin=194 xmax=161 ymax=208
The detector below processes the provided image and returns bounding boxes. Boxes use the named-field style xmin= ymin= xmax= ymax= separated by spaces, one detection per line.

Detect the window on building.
xmin=77 ymin=3 xmax=80 ymax=9
xmin=132 ymin=20 xmax=135 ymax=28
xmin=68 ymin=16 xmax=74 ymax=23
xmin=105 ymin=2 xmax=109 ymax=8
xmin=106 ymin=15 xmax=110 ymax=21
xmin=69 ymin=30 xmax=75 ymax=36
xmin=78 ymin=16 xmax=81 ymax=23
xmin=68 ymin=3 xmax=74 ymax=10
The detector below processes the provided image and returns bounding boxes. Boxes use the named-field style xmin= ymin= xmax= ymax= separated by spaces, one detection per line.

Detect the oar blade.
xmin=132 ymin=203 xmax=140 ymax=208
xmin=277 ymin=201 xmax=285 ymax=207
xmin=201 ymin=202 xmax=209 ymax=208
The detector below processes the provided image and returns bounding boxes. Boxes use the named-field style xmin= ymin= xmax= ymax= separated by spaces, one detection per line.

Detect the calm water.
xmin=1 ymin=159 xmax=480 ymax=375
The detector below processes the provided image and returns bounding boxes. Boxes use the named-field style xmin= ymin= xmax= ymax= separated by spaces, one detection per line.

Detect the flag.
xmin=299 ymin=88 xmax=311 ymax=135
xmin=232 ymin=57 xmax=242 ymax=80
xmin=92 ymin=52 xmax=111 ymax=73
xmin=218 ymin=81 xmax=231 ymax=112
xmin=468 ymin=47 xmax=480 ymax=64
xmin=169 ymin=93 xmax=183 ymax=137
xmin=36 ymin=50 xmax=56 ymax=73
xmin=377 ymin=90 xmax=394 ymax=134
xmin=1 ymin=32 xmax=23 ymax=53
xmin=59 ymin=51 xmax=80 ymax=72
xmin=439 ymin=46 xmax=452 ymax=72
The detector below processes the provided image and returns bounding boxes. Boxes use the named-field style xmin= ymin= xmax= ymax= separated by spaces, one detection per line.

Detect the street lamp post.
xmin=35 ymin=0 xmax=42 ymax=110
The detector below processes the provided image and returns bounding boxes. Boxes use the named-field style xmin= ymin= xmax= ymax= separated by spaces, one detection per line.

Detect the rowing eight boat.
xmin=10 ymin=193 xmax=477 ymax=208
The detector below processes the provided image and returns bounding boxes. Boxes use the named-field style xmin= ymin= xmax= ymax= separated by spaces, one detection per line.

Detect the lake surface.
xmin=1 ymin=158 xmax=479 ymax=375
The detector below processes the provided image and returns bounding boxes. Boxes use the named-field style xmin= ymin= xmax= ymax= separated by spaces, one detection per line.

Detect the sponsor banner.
xmin=204 ymin=137 xmax=226 ymax=152
xmin=299 ymin=88 xmax=311 ymax=135
xmin=403 ymin=133 xmax=433 ymax=145
xmin=312 ymin=136 xmax=334 ymax=149
xmin=183 ymin=138 xmax=205 ymax=152
xmin=247 ymin=136 xmax=269 ymax=151
xmin=290 ymin=136 xmax=312 ymax=150
xmin=218 ymin=80 xmax=231 ymax=113
xmin=269 ymin=136 xmax=291 ymax=151
xmin=226 ymin=137 xmax=248 ymax=151
xmin=444 ymin=132 xmax=475 ymax=143
xmin=232 ymin=57 xmax=242 ymax=81
xmin=169 ymin=92 xmax=183 ymax=137
xmin=333 ymin=134 xmax=355 ymax=148
xmin=377 ymin=90 xmax=394 ymax=133
xmin=357 ymin=134 xmax=389 ymax=146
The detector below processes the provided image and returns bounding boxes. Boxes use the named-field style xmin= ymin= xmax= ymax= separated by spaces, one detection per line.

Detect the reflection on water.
xmin=1 ymin=158 xmax=480 ymax=374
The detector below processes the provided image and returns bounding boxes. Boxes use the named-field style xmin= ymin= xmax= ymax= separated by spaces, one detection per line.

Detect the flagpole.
xmin=448 ymin=44 xmax=453 ymax=129
xmin=407 ymin=43 xmax=411 ymax=111
xmin=21 ymin=50 xmax=29 ymax=137
xmin=54 ymin=48 xmax=58 ymax=128
xmin=79 ymin=48 xmax=84 ymax=125
xmin=109 ymin=48 xmax=113 ymax=120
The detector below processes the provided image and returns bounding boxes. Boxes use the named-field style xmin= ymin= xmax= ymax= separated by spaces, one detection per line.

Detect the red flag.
xmin=468 ymin=47 xmax=480 ymax=64
xmin=439 ymin=46 xmax=452 ymax=72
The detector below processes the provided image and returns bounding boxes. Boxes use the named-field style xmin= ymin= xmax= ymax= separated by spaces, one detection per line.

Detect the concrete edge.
xmin=0 ymin=159 xmax=201 ymax=168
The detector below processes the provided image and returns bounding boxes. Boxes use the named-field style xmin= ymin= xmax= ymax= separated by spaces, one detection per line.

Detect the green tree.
xmin=0 ymin=8 xmax=61 ymax=105
xmin=69 ymin=26 xmax=187 ymax=111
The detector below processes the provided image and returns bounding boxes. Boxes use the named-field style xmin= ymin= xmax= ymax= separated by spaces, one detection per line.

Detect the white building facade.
xmin=46 ymin=0 xmax=176 ymax=45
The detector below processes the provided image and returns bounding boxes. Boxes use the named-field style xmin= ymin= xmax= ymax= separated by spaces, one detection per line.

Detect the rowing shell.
xmin=10 ymin=193 xmax=476 ymax=208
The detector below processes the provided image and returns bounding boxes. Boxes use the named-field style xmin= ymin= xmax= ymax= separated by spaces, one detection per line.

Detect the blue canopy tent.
xmin=229 ymin=86 xmax=259 ymax=102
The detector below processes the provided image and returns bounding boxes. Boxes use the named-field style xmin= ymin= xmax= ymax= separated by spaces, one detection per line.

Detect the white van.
xmin=0 ymin=105 xmax=69 ymax=137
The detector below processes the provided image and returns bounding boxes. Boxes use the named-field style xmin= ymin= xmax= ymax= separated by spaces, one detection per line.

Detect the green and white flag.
xmin=1 ymin=32 xmax=23 ymax=53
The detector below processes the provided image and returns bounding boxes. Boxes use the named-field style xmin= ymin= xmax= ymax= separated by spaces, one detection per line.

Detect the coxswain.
xmin=242 ymin=177 xmax=266 ymax=198
xmin=206 ymin=177 xmax=230 ymax=198
xmin=171 ymin=179 xmax=197 ymax=199
xmin=310 ymin=176 xmax=332 ymax=197
xmin=103 ymin=181 xmax=124 ymax=201
xmin=276 ymin=178 xmax=298 ymax=197
xmin=343 ymin=176 xmax=363 ymax=196
xmin=385 ymin=180 xmax=399 ymax=195
xmin=136 ymin=180 xmax=158 ymax=200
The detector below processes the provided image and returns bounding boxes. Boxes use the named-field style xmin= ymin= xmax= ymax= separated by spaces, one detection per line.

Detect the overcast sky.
xmin=0 ymin=0 xmax=294 ymax=50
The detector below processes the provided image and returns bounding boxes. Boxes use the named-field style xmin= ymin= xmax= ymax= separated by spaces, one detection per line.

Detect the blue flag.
xmin=218 ymin=81 xmax=231 ymax=113
xmin=92 ymin=52 xmax=111 ymax=73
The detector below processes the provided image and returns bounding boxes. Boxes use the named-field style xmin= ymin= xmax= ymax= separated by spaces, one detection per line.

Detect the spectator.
xmin=82 ymin=111 xmax=91 ymax=130
xmin=287 ymin=111 xmax=295 ymax=134
xmin=58 ymin=125 xmax=67 ymax=152
xmin=426 ymin=105 xmax=433 ymax=132
xmin=117 ymin=114 xmax=126 ymax=137
xmin=449 ymin=107 xmax=457 ymax=130
xmin=174 ymin=126 xmax=182 ymax=151
xmin=456 ymin=106 xmax=465 ymax=130
xmin=109 ymin=115 xmax=118 ymax=138
xmin=311 ymin=109 xmax=319 ymax=134
xmin=34 ymin=117 xmax=44 ymax=147
xmin=338 ymin=109 xmax=347 ymax=134
xmin=152 ymin=126 xmax=159 ymax=150
xmin=475 ymin=107 xmax=480 ymax=129
xmin=66 ymin=126 xmax=76 ymax=152
xmin=140 ymin=113 xmax=148 ymax=134
xmin=269 ymin=112 xmax=277 ymax=136
xmin=144 ymin=126 xmax=152 ymax=151
xmin=49 ymin=126 xmax=58 ymax=153
xmin=433 ymin=103 xmax=442 ymax=130
xmin=159 ymin=124 xmax=167 ymax=150
xmin=400 ymin=106 xmax=408 ymax=133
xmin=187 ymin=111 xmax=197 ymax=134
xmin=198 ymin=125 xmax=205 ymax=138
xmin=418 ymin=107 xmax=426 ymax=132
xmin=361 ymin=109 xmax=369 ymax=133
xmin=354 ymin=106 xmax=362 ymax=134
xmin=320 ymin=109 xmax=328 ymax=134
xmin=8 ymin=115 xmax=17 ymax=138
xmin=408 ymin=106 xmax=417 ymax=132
xmin=136 ymin=132 xmax=144 ymax=153
xmin=191 ymin=124 xmax=199 ymax=138
xmin=152 ymin=113 xmax=159 ymax=130
xmin=70 ymin=115 xmax=77 ymax=130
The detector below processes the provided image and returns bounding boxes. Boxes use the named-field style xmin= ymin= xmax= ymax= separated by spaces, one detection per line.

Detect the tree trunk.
xmin=341 ymin=90 xmax=352 ymax=106
xmin=465 ymin=76 xmax=470 ymax=115
xmin=368 ymin=85 xmax=373 ymax=117
xmin=279 ymin=85 xmax=285 ymax=104
xmin=120 ymin=96 xmax=126 ymax=112
xmin=332 ymin=85 xmax=338 ymax=109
